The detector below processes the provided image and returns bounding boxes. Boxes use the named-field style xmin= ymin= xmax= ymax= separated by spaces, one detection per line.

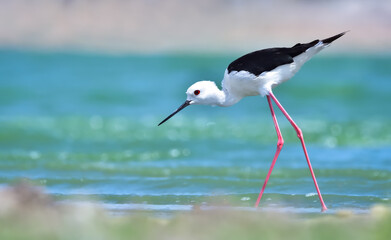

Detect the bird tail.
xmin=321 ymin=31 xmax=348 ymax=45
xmin=291 ymin=32 xmax=347 ymax=71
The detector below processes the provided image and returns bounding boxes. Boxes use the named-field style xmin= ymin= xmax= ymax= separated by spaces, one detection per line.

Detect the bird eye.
xmin=194 ymin=90 xmax=200 ymax=95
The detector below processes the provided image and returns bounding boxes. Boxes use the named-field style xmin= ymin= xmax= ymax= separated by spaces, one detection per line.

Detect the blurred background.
xmin=0 ymin=0 xmax=390 ymax=217
xmin=0 ymin=0 xmax=390 ymax=53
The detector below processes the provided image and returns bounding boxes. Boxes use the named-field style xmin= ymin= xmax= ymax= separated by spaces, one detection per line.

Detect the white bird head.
xmin=158 ymin=81 xmax=223 ymax=126
xmin=185 ymin=81 xmax=223 ymax=105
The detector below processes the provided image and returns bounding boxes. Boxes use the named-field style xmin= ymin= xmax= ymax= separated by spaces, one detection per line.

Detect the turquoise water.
xmin=0 ymin=50 xmax=390 ymax=214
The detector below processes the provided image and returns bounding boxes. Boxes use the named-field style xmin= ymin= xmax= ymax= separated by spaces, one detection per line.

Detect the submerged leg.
xmin=255 ymin=95 xmax=284 ymax=207
xmin=269 ymin=91 xmax=327 ymax=212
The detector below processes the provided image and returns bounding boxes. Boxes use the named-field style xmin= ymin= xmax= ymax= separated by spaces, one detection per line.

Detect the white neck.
xmin=215 ymin=87 xmax=242 ymax=107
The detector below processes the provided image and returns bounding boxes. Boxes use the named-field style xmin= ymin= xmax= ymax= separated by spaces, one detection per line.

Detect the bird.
xmin=158 ymin=32 xmax=347 ymax=212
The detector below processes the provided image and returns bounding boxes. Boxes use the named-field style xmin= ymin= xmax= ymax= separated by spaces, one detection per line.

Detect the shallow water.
xmin=0 ymin=50 xmax=390 ymax=214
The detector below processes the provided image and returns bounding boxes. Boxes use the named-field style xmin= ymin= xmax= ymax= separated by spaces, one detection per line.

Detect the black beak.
xmin=158 ymin=100 xmax=191 ymax=126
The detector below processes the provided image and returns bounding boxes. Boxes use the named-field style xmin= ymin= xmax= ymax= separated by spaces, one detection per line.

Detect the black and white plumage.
xmin=222 ymin=31 xmax=347 ymax=100
xmin=227 ymin=32 xmax=345 ymax=76
xmin=159 ymin=32 xmax=346 ymax=123
xmin=158 ymin=32 xmax=346 ymax=212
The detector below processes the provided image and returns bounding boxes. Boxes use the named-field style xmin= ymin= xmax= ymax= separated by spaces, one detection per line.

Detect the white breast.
xmin=222 ymin=62 xmax=297 ymax=97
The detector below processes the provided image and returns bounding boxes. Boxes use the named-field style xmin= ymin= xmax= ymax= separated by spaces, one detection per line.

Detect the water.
xmin=0 ymin=50 xmax=390 ymax=214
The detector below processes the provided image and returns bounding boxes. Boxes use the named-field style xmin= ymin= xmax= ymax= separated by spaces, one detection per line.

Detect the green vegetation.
xmin=0 ymin=183 xmax=390 ymax=240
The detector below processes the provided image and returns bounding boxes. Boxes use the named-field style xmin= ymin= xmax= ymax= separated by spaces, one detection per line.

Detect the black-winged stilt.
xmin=158 ymin=32 xmax=346 ymax=212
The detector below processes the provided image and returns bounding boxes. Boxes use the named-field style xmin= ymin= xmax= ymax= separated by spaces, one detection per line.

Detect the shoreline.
xmin=0 ymin=183 xmax=390 ymax=239
xmin=0 ymin=0 xmax=390 ymax=53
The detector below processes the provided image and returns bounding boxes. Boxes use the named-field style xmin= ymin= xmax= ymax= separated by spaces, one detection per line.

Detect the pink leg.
xmin=255 ymin=95 xmax=284 ymax=207
xmin=269 ymin=91 xmax=327 ymax=212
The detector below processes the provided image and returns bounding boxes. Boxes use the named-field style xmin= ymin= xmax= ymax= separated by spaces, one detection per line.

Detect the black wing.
xmin=227 ymin=40 xmax=319 ymax=76
xmin=227 ymin=32 xmax=347 ymax=76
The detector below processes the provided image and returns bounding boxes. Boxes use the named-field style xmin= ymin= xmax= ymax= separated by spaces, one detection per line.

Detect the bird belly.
xmin=258 ymin=63 xmax=298 ymax=94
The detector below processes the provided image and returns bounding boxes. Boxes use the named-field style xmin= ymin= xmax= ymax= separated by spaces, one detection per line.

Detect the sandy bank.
xmin=0 ymin=0 xmax=390 ymax=53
